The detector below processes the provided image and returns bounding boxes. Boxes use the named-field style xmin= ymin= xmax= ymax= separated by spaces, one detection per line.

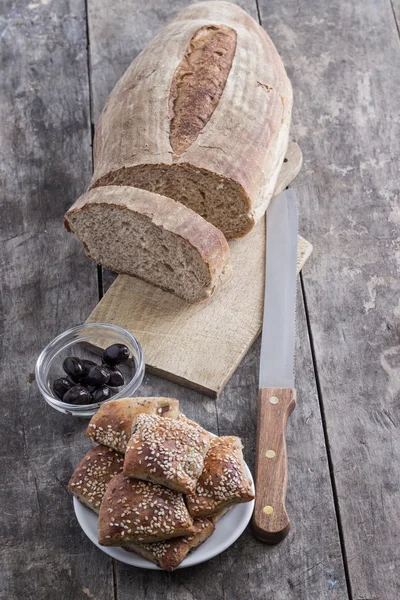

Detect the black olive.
xmin=104 ymin=366 xmax=124 ymax=388
xmin=84 ymin=365 xmax=110 ymax=387
xmin=62 ymin=357 xmax=84 ymax=382
xmin=81 ymin=359 xmax=97 ymax=377
xmin=63 ymin=385 xmax=92 ymax=405
xmin=102 ymin=344 xmax=130 ymax=366
xmin=53 ymin=377 xmax=73 ymax=400
xmin=92 ymin=385 xmax=112 ymax=403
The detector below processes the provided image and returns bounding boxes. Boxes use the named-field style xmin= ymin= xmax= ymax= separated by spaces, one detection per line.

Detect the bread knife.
xmin=251 ymin=189 xmax=298 ymax=544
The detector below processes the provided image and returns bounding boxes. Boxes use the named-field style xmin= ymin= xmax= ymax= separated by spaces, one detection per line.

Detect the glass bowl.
xmin=35 ymin=323 xmax=144 ymax=417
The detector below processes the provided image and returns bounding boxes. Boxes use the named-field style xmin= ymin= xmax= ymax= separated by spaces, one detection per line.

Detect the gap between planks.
xmin=83 ymin=0 xmax=103 ymax=304
xmin=112 ymin=558 xmax=118 ymax=600
xmin=300 ymin=276 xmax=354 ymax=600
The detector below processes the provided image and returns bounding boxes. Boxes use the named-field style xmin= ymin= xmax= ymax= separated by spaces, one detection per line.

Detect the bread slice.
xmin=65 ymin=186 xmax=231 ymax=303
xmin=86 ymin=397 xmax=180 ymax=454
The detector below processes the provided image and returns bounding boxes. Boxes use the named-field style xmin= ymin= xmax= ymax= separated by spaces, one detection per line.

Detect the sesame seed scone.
xmin=67 ymin=445 xmax=125 ymax=513
xmin=123 ymin=517 xmax=215 ymax=571
xmin=98 ymin=473 xmax=195 ymax=545
xmin=186 ymin=436 xmax=255 ymax=518
xmin=123 ymin=414 xmax=213 ymax=494
xmin=86 ymin=397 xmax=180 ymax=454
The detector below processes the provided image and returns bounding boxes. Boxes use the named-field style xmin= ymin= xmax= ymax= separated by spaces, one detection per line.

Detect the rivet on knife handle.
xmin=252 ymin=387 xmax=296 ymax=544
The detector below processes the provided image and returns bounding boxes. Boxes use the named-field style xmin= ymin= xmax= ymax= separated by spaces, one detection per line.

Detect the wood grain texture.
xmin=257 ymin=0 xmax=400 ymax=597
xmin=87 ymin=1 xmax=348 ymax=598
xmin=86 ymin=142 xmax=311 ymax=397
xmin=0 ymin=0 xmax=112 ymax=598
xmin=252 ymin=387 xmax=296 ymax=544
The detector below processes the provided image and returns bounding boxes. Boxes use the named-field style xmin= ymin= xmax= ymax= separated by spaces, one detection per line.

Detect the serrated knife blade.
xmin=259 ymin=189 xmax=298 ymax=389
xmin=252 ymin=189 xmax=298 ymax=545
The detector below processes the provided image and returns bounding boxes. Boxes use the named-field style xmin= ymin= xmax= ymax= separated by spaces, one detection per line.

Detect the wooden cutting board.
xmin=87 ymin=142 xmax=312 ymax=397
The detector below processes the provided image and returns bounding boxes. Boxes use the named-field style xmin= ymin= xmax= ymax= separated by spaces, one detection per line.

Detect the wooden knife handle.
xmin=252 ymin=387 xmax=296 ymax=544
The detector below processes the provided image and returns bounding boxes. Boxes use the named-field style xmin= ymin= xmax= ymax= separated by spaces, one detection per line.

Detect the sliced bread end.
xmin=65 ymin=185 xmax=231 ymax=303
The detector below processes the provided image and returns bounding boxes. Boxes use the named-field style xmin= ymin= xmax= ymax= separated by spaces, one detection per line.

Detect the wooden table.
xmin=1 ymin=0 xmax=399 ymax=598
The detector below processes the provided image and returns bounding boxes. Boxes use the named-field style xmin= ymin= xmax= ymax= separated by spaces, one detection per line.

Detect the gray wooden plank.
xmin=87 ymin=2 xmax=348 ymax=597
xmin=256 ymin=0 xmax=400 ymax=598
xmin=0 ymin=0 xmax=113 ymax=598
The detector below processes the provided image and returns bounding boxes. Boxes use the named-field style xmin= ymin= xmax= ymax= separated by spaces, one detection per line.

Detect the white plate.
xmin=74 ymin=464 xmax=255 ymax=570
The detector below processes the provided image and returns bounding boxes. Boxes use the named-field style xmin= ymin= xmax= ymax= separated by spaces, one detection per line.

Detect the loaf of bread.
xmin=89 ymin=1 xmax=292 ymax=239
xmin=65 ymin=186 xmax=231 ymax=302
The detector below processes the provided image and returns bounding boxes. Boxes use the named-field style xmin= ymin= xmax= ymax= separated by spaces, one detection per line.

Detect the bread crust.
xmin=98 ymin=474 xmax=195 ymax=544
xmin=186 ymin=436 xmax=255 ymax=517
xmin=65 ymin=185 xmax=232 ymax=302
xmin=67 ymin=445 xmax=124 ymax=513
xmin=86 ymin=397 xmax=180 ymax=454
xmin=169 ymin=24 xmax=237 ymax=155
xmin=89 ymin=1 xmax=292 ymax=237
